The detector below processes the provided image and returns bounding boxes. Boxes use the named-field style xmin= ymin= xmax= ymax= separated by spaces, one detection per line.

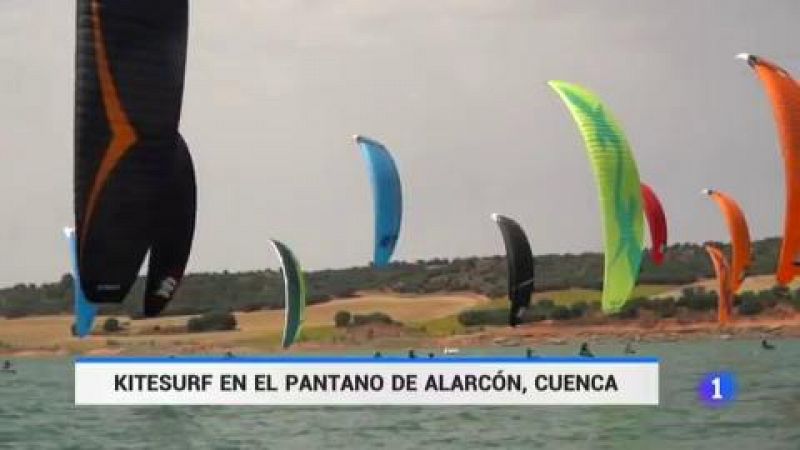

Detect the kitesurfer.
xmin=428 ymin=352 xmax=435 ymax=358
xmin=225 ymin=351 xmax=234 ymax=358
xmin=525 ymin=347 xmax=535 ymax=358
xmin=761 ymin=339 xmax=775 ymax=350
xmin=374 ymin=351 xmax=382 ymax=358
xmin=408 ymin=349 xmax=416 ymax=359
xmin=1 ymin=360 xmax=13 ymax=373
xmin=579 ymin=342 xmax=594 ymax=357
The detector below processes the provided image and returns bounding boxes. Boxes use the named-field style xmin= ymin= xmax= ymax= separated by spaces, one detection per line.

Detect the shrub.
xmin=457 ymin=308 xmax=508 ymax=327
xmin=615 ymin=305 xmax=639 ymax=319
xmin=102 ymin=317 xmax=121 ymax=333
xmin=334 ymin=310 xmax=352 ymax=328
xmin=187 ymin=311 xmax=237 ymax=332
xmin=650 ymin=297 xmax=676 ymax=318
xmin=352 ymin=312 xmax=395 ymax=326
xmin=738 ymin=297 xmax=763 ymax=316
xmin=520 ymin=310 xmax=547 ymax=323
xmin=537 ymin=298 xmax=555 ymax=310
xmin=549 ymin=305 xmax=572 ymax=321
xmin=678 ymin=288 xmax=716 ymax=311
xmin=569 ymin=301 xmax=589 ymax=318
xmin=770 ymin=284 xmax=790 ymax=299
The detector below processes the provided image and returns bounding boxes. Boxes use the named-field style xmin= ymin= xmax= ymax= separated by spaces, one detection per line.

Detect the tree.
xmin=334 ymin=310 xmax=352 ymax=328
xmin=738 ymin=297 xmax=763 ymax=316
xmin=549 ymin=305 xmax=572 ymax=320
xmin=102 ymin=317 xmax=121 ymax=333
xmin=352 ymin=312 xmax=395 ymax=326
xmin=187 ymin=311 xmax=237 ymax=332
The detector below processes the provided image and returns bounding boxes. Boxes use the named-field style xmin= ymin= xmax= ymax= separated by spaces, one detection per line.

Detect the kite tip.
xmin=736 ymin=53 xmax=756 ymax=67
xmin=701 ymin=188 xmax=714 ymax=196
xmin=490 ymin=213 xmax=501 ymax=222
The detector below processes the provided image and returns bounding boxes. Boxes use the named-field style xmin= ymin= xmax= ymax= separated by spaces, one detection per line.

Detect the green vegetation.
xmin=333 ymin=310 xmax=397 ymax=327
xmin=412 ymin=315 xmax=465 ymax=337
xmin=334 ymin=310 xmax=352 ymax=328
xmin=102 ymin=317 xmax=121 ymax=333
xmin=0 ymin=237 xmax=785 ymax=318
xmin=186 ymin=312 xmax=237 ymax=333
xmin=456 ymin=283 xmax=800 ymax=327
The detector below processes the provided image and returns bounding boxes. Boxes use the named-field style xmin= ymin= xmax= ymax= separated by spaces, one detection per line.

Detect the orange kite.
xmin=704 ymin=245 xmax=733 ymax=325
xmin=702 ymin=189 xmax=751 ymax=292
xmin=738 ymin=53 xmax=800 ymax=285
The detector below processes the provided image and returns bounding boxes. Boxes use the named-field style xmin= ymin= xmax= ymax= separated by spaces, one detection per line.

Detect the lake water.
xmin=1 ymin=339 xmax=798 ymax=449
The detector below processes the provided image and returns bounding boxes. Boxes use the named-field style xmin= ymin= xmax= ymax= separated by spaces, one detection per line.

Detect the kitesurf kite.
xmin=641 ymin=183 xmax=667 ymax=265
xmin=702 ymin=189 xmax=751 ymax=292
xmin=704 ymin=245 xmax=733 ymax=325
xmin=64 ymin=227 xmax=97 ymax=338
xmin=73 ymin=0 xmax=195 ymax=321
xmin=354 ymin=135 xmax=402 ymax=267
xmin=269 ymin=239 xmax=306 ymax=349
xmin=737 ymin=53 xmax=800 ymax=285
xmin=491 ymin=214 xmax=534 ymax=327
xmin=549 ymin=80 xmax=645 ymax=313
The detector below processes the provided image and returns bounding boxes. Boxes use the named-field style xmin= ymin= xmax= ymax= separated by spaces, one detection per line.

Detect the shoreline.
xmin=2 ymin=312 xmax=798 ymax=358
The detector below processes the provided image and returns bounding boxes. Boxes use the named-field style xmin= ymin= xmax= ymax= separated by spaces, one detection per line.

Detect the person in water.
xmin=579 ymin=342 xmax=594 ymax=357
xmin=624 ymin=342 xmax=636 ymax=354
xmin=525 ymin=347 xmax=535 ymax=358
xmin=428 ymin=352 xmax=435 ymax=358
xmin=374 ymin=351 xmax=382 ymax=358
xmin=2 ymin=360 xmax=12 ymax=371
xmin=761 ymin=339 xmax=775 ymax=350
xmin=224 ymin=351 xmax=234 ymax=358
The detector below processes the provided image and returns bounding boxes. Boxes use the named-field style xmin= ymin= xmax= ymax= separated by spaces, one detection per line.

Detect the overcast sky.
xmin=1 ymin=0 xmax=800 ymax=285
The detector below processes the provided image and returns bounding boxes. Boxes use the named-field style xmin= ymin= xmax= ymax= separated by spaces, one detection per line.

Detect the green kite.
xmin=549 ymin=80 xmax=644 ymax=313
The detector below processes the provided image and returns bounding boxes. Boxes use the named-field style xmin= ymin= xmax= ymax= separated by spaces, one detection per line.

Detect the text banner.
xmin=75 ymin=356 xmax=659 ymax=405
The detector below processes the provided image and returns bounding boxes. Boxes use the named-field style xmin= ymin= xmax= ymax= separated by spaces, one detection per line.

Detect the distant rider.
xmin=579 ymin=342 xmax=594 ymax=357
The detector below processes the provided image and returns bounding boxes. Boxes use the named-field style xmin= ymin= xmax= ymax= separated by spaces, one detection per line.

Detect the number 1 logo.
xmin=698 ymin=372 xmax=736 ymax=407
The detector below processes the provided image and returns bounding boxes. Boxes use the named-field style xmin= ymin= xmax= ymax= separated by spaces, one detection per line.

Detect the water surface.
xmin=1 ymin=339 xmax=798 ymax=449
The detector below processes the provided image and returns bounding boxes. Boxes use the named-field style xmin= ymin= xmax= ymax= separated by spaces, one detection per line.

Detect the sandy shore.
xmin=1 ymin=291 xmax=798 ymax=357
xmin=434 ymin=313 xmax=800 ymax=349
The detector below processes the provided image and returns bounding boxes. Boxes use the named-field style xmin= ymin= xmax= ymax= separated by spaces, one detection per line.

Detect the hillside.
xmin=0 ymin=292 xmax=487 ymax=351
xmin=0 ymin=237 xmax=782 ymax=318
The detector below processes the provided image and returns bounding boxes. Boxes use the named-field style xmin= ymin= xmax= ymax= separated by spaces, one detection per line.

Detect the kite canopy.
xmin=738 ymin=53 xmax=800 ymax=285
xmin=549 ymin=80 xmax=644 ymax=313
xmin=73 ymin=0 xmax=195 ymax=316
xmin=702 ymin=189 xmax=752 ymax=292
xmin=64 ymin=227 xmax=97 ymax=338
xmin=269 ymin=239 xmax=306 ymax=349
xmin=491 ymin=214 xmax=534 ymax=327
xmin=640 ymin=183 xmax=667 ymax=265
xmin=704 ymin=245 xmax=733 ymax=325
xmin=354 ymin=135 xmax=403 ymax=267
